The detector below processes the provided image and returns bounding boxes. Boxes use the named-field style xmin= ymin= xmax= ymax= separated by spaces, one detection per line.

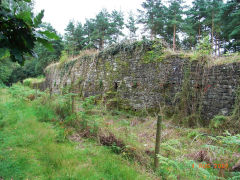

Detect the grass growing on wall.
xmin=23 ymin=76 xmax=45 ymax=87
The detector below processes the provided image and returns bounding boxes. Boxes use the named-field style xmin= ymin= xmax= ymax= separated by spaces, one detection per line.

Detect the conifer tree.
xmin=138 ymin=0 xmax=166 ymax=39
xmin=166 ymin=0 xmax=184 ymax=51
xmin=83 ymin=19 xmax=96 ymax=49
xmin=64 ymin=21 xmax=76 ymax=55
xmin=219 ymin=0 xmax=240 ymax=52
xmin=126 ymin=12 xmax=138 ymax=39
xmin=205 ymin=0 xmax=223 ymax=53
xmin=85 ymin=9 xmax=124 ymax=50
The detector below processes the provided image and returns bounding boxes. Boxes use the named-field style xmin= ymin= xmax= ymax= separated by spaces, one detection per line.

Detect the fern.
xmin=156 ymin=155 xmax=220 ymax=179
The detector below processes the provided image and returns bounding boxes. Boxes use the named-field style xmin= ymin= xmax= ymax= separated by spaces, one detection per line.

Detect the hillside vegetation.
xmin=1 ymin=84 xmax=240 ymax=179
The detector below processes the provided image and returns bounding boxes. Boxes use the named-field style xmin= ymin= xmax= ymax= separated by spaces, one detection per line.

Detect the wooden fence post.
xmin=154 ymin=115 xmax=162 ymax=171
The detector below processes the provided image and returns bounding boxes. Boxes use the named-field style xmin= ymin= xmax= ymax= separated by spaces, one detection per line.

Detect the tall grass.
xmin=0 ymin=84 xmax=151 ymax=179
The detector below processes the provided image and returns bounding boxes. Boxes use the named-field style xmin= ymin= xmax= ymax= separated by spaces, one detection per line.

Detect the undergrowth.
xmin=1 ymin=84 xmax=240 ymax=179
xmin=0 ymin=84 xmax=152 ymax=180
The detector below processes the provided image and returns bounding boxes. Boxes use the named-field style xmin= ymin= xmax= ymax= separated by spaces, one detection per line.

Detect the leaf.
xmin=16 ymin=11 xmax=33 ymax=26
xmin=34 ymin=10 xmax=44 ymax=27
xmin=10 ymin=49 xmax=24 ymax=64
xmin=36 ymin=38 xmax=54 ymax=51
xmin=39 ymin=31 xmax=59 ymax=40
xmin=230 ymin=25 xmax=240 ymax=38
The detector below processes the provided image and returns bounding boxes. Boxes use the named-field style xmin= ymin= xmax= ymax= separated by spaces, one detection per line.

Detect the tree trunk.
xmin=154 ymin=115 xmax=162 ymax=171
xmin=150 ymin=28 xmax=155 ymax=40
xmin=218 ymin=39 xmax=220 ymax=56
xmin=173 ymin=24 xmax=176 ymax=51
xmin=212 ymin=11 xmax=215 ymax=54
xmin=215 ymin=36 xmax=218 ymax=55
xmin=198 ymin=24 xmax=201 ymax=42
xmin=99 ymin=37 xmax=104 ymax=50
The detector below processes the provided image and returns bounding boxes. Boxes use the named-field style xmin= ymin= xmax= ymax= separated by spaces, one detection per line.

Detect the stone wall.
xmin=201 ymin=63 xmax=240 ymax=121
xmin=45 ymin=41 xmax=240 ymax=123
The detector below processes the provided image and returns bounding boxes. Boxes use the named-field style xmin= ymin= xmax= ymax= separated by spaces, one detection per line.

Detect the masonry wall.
xmin=45 ymin=42 xmax=240 ymax=122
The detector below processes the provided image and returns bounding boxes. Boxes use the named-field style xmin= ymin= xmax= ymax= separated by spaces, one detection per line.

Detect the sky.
xmin=34 ymin=0 xmax=193 ymax=36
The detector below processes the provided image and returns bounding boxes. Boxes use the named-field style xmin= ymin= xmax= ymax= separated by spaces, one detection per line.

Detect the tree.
xmin=85 ymin=9 xmax=124 ymax=50
xmin=7 ymin=23 xmax=63 ymax=83
xmin=205 ymin=0 xmax=223 ymax=53
xmin=138 ymin=0 xmax=166 ymax=39
xmin=33 ymin=24 xmax=63 ymax=75
xmin=183 ymin=0 xmax=208 ymax=50
xmin=83 ymin=19 xmax=96 ymax=49
xmin=0 ymin=0 xmax=59 ymax=64
xmin=166 ymin=0 xmax=184 ymax=51
xmin=64 ymin=21 xmax=76 ymax=55
xmin=64 ymin=21 xmax=86 ymax=55
xmin=219 ymin=0 xmax=240 ymax=52
xmin=74 ymin=22 xmax=85 ymax=52
xmin=126 ymin=12 xmax=138 ymax=39
xmin=110 ymin=10 xmax=124 ymax=43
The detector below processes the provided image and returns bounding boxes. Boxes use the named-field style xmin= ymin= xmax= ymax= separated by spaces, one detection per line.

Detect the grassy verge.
xmin=0 ymin=85 xmax=152 ymax=179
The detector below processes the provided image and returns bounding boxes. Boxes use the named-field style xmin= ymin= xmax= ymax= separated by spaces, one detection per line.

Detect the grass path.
xmin=0 ymin=87 xmax=152 ymax=180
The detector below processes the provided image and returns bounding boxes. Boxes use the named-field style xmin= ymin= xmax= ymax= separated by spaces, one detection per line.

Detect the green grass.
xmin=23 ymin=76 xmax=45 ymax=87
xmin=1 ymin=84 xmax=240 ymax=179
xmin=0 ymin=86 xmax=151 ymax=180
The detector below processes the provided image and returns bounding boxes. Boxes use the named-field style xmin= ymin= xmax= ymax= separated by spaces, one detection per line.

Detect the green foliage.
xmin=161 ymin=139 xmax=181 ymax=155
xmin=87 ymin=9 xmax=124 ymax=50
xmin=156 ymin=155 xmax=219 ymax=179
xmin=63 ymin=9 xmax=124 ymax=52
xmin=219 ymin=0 xmax=240 ymax=52
xmin=0 ymin=0 xmax=59 ymax=64
xmin=138 ymin=0 xmax=166 ymax=38
xmin=143 ymin=42 xmax=164 ymax=63
xmin=35 ymin=104 xmax=56 ymax=122
xmin=82 ymin=96 xmax=96 ymax=111
xmin=126 ymin=12 xmax=138 ymax=38
xmin=59 ymin=50 xmax=69 ymax=63
xmin=0 ymin=58 xmax=14 ymax=84
xmin=64 ymin=21 xmax=85 ymax=55
xmin=187 ymin=130 xmax=201 ymax=139
xmin=165 ymin=0 xmax=184 ymax=49
xmin=23 ymin=76 xmax=45 ymax=87
xmin=0 ymin=85 xmax=150 ymax=179
xmin=0 ymin=2 xmax=63 ymax=85
xmin=8 ymin=83 xmax=40 ymax=99
xmin=51 ymin=95 xmax=72 ymax=120
xmin=209 ymin=115 xmax=228 ymax=129
xmin=196 ymin=36 xmax=213 ymax=56
xmin=217 ymin=131 xmax=240 ymax=147
xmin=173 ymin=62 xmax=202 ymax=127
